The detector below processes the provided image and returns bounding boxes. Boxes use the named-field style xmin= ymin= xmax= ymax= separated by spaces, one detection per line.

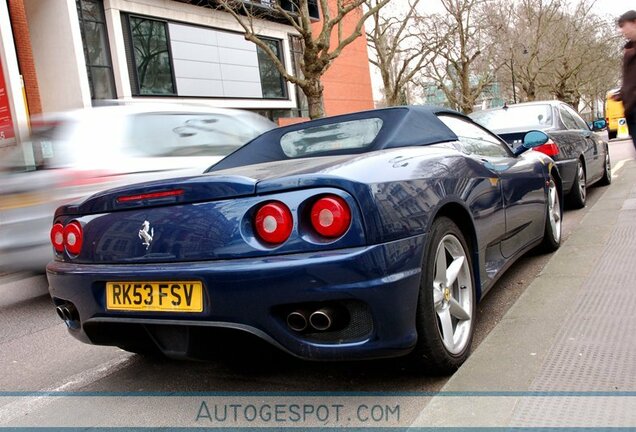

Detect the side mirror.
xmin=513 ymin=130 xmax=549 ymax=156
xmin=591 ymin=119 xmax=607 ymax=131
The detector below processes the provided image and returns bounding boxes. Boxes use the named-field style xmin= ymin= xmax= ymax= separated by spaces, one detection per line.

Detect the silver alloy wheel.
xmin=432 ymin=234 xmax=473 ymax=355
xmin=577 ymin=163 xmax=586 ymax=201
xmin=605 ymin=153 xmax=612 ymax=178
xmin=548 ymin=179 xmax=561 ymax=243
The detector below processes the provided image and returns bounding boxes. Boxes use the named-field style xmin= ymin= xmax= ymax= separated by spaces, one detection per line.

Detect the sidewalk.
xmin=412 ymin=159 xmax=636 ymax=428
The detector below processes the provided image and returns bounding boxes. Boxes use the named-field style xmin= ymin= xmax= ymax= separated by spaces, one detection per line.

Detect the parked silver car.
xmin=0 ymin=103 xmax=275 ymax=273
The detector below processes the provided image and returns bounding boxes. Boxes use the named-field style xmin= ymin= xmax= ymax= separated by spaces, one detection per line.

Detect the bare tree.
xmin=417 ymin=0 xmax=502 ymax=113
xmin=488 ymin=0 xmax=622 ymax=113
xmin=578 ymin=22 xmax=623 ymax=118
xmin=366 ymin=0 xmax=439 ymax=106
xmin=543 ymin=0 xmax=621 ymax=109
xmin=503 ymin=0 xmax=565 ymax=102
xmin=216 ymin=0 xmax=391 ymax=119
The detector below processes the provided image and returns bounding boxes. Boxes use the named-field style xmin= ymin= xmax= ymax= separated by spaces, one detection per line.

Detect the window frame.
xmin=76 ymin=0 xmax=117 ymax=100
xmin=124 ymin=14 xmax=177 ymax=96
xmin=255 ymin=37 xmax=288 ymax=100
xmin=438 ymin=114 xmax=515 ymax=158
xmin=558 ymin=105 xmax=580 ymax=130
xmin=560 ymin=104 xmax=590 ymax=131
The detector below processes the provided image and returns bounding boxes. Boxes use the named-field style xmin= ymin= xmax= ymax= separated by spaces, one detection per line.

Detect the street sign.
xmin=617 ymin=117 xmax=630 ymax=139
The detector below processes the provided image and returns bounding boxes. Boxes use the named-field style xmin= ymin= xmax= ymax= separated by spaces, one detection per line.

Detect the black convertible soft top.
xmin=208 ymin=105 xmax=461 ymax=172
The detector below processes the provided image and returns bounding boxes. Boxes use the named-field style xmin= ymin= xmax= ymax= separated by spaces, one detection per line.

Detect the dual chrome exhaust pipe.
xmin=55 ymin=303 xmax=78 ymax=323
xmin=287 ymin=307 xmax=336 ymax=332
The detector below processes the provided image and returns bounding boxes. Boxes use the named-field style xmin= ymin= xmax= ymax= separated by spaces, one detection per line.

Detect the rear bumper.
xmin=47 ymin=234 xmax=427 ymax=361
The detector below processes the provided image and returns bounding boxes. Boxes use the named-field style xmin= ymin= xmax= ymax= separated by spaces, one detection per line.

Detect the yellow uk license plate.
xmin=106 ymin=281 xmax=203 ymax=312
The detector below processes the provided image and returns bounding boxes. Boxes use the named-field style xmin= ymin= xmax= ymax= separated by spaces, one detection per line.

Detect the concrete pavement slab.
xmin=413 ymin=160 xmax=636 ymax=427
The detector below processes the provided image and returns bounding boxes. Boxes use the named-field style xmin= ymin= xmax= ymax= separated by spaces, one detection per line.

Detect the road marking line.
xmin=612 ymin=158 xmax=634 ymax=178
xmin=0 ymin=354 xmax=133 ymax=424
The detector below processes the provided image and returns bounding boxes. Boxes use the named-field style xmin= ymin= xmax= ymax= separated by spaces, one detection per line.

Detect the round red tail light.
xmin=63 ymin=221 xmax=83 ymax=255
xmin=310 ymin=195 xmax=351 ymax=238
xmin=254 ymin=201 xmax=293 ymax=245
xmin=50 ymin=223 xmax=65 ymax=253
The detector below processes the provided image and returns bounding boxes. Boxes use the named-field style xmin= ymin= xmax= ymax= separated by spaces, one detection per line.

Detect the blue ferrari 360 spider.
xmin=47 ymin=106 xmax=562 ymax=374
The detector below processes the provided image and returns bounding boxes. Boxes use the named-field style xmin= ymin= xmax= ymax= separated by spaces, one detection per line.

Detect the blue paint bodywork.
xmin=47 ymin=106 xmax=558 ymax=361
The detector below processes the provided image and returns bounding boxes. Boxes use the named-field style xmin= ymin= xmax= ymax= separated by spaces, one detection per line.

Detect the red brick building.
xmin=317 ymin=4 xmax=374 ymax=117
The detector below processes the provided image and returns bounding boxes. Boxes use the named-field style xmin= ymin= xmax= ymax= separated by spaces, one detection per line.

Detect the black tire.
xmin=567 ymin=159 xmax=586 ymax=209
xmin=598 ymin=148 xmax=612 ymax=186
xmin=408 ymin=217 xmax=476 ymax=375
xmin=608 ymin=130 xmax=617 ymax=140
xmin=538 ymin=174 xmax=562 ymax=253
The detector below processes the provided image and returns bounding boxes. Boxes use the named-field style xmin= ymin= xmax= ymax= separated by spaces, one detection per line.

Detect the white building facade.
xmin=23 ymin=0 xmax=305 ymax=118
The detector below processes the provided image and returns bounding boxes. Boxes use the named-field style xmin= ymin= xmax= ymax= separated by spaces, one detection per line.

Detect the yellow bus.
xmin=605 ymin=89 xmax=625 ymax=140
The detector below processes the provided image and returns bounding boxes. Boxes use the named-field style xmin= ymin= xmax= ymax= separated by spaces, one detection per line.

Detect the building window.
xmin=175 ymin=0 xmax=320 ymax=21
xmin=76 ymin=0 xmax=116 ymax=100
xmin=122 ymin=16 xmax=290 ymax=100
xmin=127 ymin=16 xmax=175 ymax=95
xmin=257 ymin=39 xmax=286 ymax=99
xmin=278 ymin=0 xmax=320 ymax=20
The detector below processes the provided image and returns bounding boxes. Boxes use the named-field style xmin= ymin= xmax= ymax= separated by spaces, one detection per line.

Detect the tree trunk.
xmin=385 ymin=91 xmax=400 ymax=106
xmin=524 ymin=81 xmax=536 ymax=101
xmin=303 ymin=78 xmax=325 ymax=119
xmin=460 ymin=62 xmax=473 ymax=113
xmin=382 ymin=71 xmax=400 ymax=106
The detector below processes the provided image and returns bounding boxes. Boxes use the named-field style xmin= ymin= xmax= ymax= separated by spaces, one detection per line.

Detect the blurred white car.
xmin=0 ymin=103 xmax=275 ymax=273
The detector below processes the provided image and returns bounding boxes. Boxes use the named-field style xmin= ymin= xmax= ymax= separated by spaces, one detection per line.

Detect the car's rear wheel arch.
xmin=550 ymin=166 xmax=563 ymax=206
xmin=408 ymin=213 xmax=478 ymax=373
xmin=567 ymin=156 xmax=587 ymax=208
xmin=431 ymin=203 xmax=481 ymax=296
xmin=579 ymin=155 xmax=587 ymax=181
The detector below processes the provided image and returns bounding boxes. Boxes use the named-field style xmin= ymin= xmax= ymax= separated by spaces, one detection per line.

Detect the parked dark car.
xmin=470 ymin=101 xmax=612 ymax=208
xmin=46 ymin=106 xmax=562 ymax=374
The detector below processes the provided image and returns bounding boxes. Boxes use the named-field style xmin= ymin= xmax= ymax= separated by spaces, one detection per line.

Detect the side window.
xmin=559 ymin=106 xmax=581 ymax=130
xmin=438 ymin=115 xmax=511 ymax=158
xmin=562 ymin=105 xmax=589 ymax=130
xmin=125 ymin=113 xmax=256 ymax=157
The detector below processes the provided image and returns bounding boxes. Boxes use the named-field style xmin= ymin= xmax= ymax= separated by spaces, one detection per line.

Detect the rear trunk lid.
xmin=52 ymin=156 xmax=367 ymax=264
xmin=58 ymin=174 xmax=258 ymax=215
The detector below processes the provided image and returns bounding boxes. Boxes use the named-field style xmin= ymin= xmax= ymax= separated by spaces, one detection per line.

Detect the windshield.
xmin=471 ymin=105 xmax=553 ymax=132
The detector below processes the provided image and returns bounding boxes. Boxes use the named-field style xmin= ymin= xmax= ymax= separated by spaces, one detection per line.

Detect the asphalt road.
xmin=0 ymin=137 xmax=634 ymax=421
